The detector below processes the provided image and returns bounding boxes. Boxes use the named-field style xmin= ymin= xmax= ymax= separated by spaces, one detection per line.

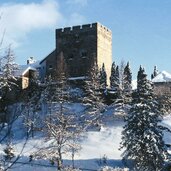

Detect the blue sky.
xmin=0 ymin=0 xmax=171 ymax=79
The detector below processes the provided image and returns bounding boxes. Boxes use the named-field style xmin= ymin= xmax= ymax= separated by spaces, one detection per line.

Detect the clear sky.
xmin=0 ymin=0 xmax=171 ymax=79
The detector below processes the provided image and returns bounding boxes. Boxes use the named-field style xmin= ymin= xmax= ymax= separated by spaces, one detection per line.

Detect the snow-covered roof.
xmin=27 ymin=60 xmax=40 ymax=68
xmin=152 ymin=71 xmax=171 ymax=83
xmin=22 ymin=66 xmax=37 ymax=76
xmin=14 ymin=64 xmax=38 ymax=77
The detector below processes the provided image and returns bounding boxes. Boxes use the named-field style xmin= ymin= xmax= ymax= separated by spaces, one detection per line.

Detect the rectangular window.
xmin=49 ymin=65 xmax=53 ymax=69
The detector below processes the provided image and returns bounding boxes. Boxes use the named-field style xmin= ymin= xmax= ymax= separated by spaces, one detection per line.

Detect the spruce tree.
xmin=121 ymin=66 xmax=167 ymax=171
xmin=151 ymin=65 xmax=158 ymax=80
xmin=83 ymin=62 xmax=105 ymax=128
xmin=109 ymin=63 xmax=121 ymax=105
xmin=110 ymin=62 xmax=120 ymax=90
xmin=123 ymin=62 xmax=132 ymax=103
xmin=123 ymin=62 xmax=132 ymax=92
xmin=100 ymin=63 xmax=107 ymax=89
xmin=110 ymin=62 xmax=116 ymax=89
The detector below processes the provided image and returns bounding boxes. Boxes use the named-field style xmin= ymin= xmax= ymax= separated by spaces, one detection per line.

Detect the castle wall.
xmin=55 ymin=23 xmax=112 ymax=82
xmin=56 ymin=23 xmax=98 ymax=78
xmin=153 ymin=82 xmax=171 ymax=96
xmin=97 ymin=23 xmax=112 ymax=84
xmin=40 ymin=23 xmax=112 ymax=83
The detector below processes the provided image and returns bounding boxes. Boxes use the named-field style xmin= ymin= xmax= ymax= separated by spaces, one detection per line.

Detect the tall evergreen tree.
xmin=151 ymin=65 xmax=158 ymax=80
xmin=121 ymin=66 xmax=167 ymax=171
xmin=100 ymin=63 xmax=107 ymax=89
xmin=119 ymin=60 xmax=126 ymax=90
xmin=110 ymin=62 xmax=120 ymax=90
xmin=83 ymin=62 xmax=105 ymax=128
xmin=122 ymin=62 xmax=132 ymax=103
xmin=123 ymin=62 xmax=132 ymax=91
xmin=110 ymin=62 xmax=116 ymax=89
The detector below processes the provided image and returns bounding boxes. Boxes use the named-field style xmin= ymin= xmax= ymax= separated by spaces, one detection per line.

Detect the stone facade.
xmin=40 ymin=22 xmax=112 ymax=83
xmin=153 ymin=82 xmax=171 ymax=96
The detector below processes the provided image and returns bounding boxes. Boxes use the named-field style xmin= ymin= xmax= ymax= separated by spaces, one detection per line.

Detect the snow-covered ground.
xmin=1 ymin=107 xmax=171 ymax=170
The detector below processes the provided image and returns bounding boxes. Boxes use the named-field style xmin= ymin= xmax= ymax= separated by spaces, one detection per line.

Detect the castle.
xmin=40 ymin=22 xmax=112 ymax=83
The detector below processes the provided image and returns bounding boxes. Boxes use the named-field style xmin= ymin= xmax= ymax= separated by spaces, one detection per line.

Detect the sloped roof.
xmin=14 ymin=65 xmax=37 ymax=77
xmin=40 ymin=50 xmax=56 ymax=64
xmin=152 ymin=71 xmax=171 ymax=82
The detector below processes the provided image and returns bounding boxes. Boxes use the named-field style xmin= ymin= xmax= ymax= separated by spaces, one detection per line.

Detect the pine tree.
xmin=121 ymin=66 xmax=167 ymax=171
xmin=122 ymin=62 xmax=132 ymax=103
xmin=151 ymin=65 xmax=158 ymax=80
xmin=110 ymin=62 xmax=120 ymax=90
xmin=110 ymin=62 xmax=116 ymax=89
xmin=83 ymin=62 xmax=105 ymax=128
xmin=119 ymin=60 xmax=126 ymax=90
xmin=112 ymin=64 xmax=126 ymax=116
xmin=100 ymin=63 xmax=107 ymax=89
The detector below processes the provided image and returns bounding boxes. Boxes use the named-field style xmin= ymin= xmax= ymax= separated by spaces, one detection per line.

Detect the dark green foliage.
xmin=100 ymin=63 xmax=107 ymax=89
xmin=110 ymin=62 xmax=120 ymax=90
xmin=121 ymin=66 xmax=167 ymax=171
xmin=157 ymin=95 xmax=171 ymax=115
xmin=151 ymin=66 xmax=158 ymax=80
xmin=123 ymin=62 xmax=132 ymax=93
xmin=122 ymin=62 xmax=132 ymax=104
xmin=83 ymin=62 xmax=105 ymax=127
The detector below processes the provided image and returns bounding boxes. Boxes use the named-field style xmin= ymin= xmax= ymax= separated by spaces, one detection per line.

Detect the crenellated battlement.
xmin=56 ymin=22 xmax=112 ymax=34
xmin=41 ymin=22 xmax=112 ymax=84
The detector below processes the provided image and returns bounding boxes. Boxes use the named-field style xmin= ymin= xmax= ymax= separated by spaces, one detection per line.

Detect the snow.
xmin=161 ymin=115 xmax=171 ymax=145
xmin=14 ymin=65 xmax=37 ymax=77
xmin=131 ymin=80 xmax=137 ymax=90
xmin=78 ymin=121 xmax=124 ymax=160
xmin=14 ymin=60 xmax=40 ymax=77
xmin=1 ymin=103 xmax=171 ymax=170
xmin=0 ymin=109 xmax=125 ymax=170
xmin=152 ymin=71 xmax=171 ymax=82
xmin=68 ymin=76 xmax=87 ymax=80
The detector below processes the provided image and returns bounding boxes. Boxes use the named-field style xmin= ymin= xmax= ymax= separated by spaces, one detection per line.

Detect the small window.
xmin=81 ymin=52 xmax=87 ymax=57
xmin=68 ymin=54 xmax=74 ymax=60
xmin=80 ymin=50 xmax=87 ymax=58
xmin=49 ymin=65 xmax=53 ymax=69
xmin=75 ymin=34 xmax=79 ymax=39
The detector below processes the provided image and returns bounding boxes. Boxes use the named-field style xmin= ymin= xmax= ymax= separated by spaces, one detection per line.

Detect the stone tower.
xmin=40 ymin=22 xmax=112 ymax=83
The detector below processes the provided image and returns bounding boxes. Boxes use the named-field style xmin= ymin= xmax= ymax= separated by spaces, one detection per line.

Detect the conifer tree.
xmin=83 ymin=62 xmax=105 ymax=128
xmin=151 ymin=65 xmax=158 ymax=79
xmin=123 ymin=62 xmax=132 ymax=91
xmin=100 ymin=63 xmax=107 ymax=89
xmin=122 ymin=62 xmax=132 ymax=103
xmin=110 ymin=62 xmax=116 ymax=89
xmin=110 ymin=62 xmax=120 ymax=90
xmin=112 ymin=65 xmax=126 ymax=115
xmin=121 ymin=66 xmax=167 ymax=171
xmin=109 ymin=63 xmax=121 ymax=107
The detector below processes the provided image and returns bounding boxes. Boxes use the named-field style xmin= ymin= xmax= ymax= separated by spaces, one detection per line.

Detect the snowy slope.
xmin=1 ymin=103 xmax=171 ymax=170
xmin=0 ymin=121 xmax=125 ymax=171
xmin=6 ymin=115 xmax=171 ymax=170
xmin=152 ymin=71 xmax=171 ymax=82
